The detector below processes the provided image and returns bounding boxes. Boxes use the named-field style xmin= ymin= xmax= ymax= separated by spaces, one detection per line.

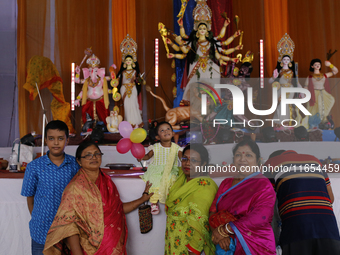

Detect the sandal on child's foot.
xmin=151 ymin=203 xmax=160 ymax=215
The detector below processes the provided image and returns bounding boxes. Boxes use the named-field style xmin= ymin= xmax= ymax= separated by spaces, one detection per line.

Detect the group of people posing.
xmin=21 ymin=120 xmax=340 ymax=255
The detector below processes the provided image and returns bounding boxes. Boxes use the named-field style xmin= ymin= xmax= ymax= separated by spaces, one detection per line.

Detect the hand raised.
xmin=167 ymin=53 xmax=175 ymax=59
xmin=175 ymin=35 xmax=183 ymax=44
xmin=142 ymin=181 xmax=154 ymax=202
xmin=178 ymin=18 xmax=183 ymax=26
xmin=235 ymin=45 xmax=243 ymax=50
xmin=234 ymin=30 xmax=241 ymax=37
xmin=232 ymin=58 xmax=240 ymax=63
xmin=224 ymin=18 xmax=230 ymax=27
xmin=75 ymin=65 xmax=80 ymax=74
xmin=273 ymin=69 xmax=279 ymax=79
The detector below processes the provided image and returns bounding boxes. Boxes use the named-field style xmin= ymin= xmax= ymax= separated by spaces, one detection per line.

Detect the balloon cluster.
xmin=117 ymin=121 xmax=147 ymax=159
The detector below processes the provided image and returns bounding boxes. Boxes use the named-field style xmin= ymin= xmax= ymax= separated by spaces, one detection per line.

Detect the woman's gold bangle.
xmin=330 ymin=64 xmax=334 ymax=69
xmin=217 ymin=225 xmax=229 ymax=238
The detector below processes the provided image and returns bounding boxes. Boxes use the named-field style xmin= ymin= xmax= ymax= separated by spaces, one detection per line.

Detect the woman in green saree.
xmin=165 ymin=144 xmax=218 ymax=255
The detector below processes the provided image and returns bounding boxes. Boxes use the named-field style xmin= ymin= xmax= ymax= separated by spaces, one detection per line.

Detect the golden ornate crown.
xmin=86 ymin=54 xmax=100 ymax=67
xmin=120 ymin=34 xmax=137 ymax=62
xmin=193 ymin=0 xmax=212 ymax=31
xmin=277 ymin=33 xmax=295 ymax=62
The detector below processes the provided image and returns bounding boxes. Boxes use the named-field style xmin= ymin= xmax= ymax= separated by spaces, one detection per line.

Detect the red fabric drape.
xmin=207 ymin=0 xmax=233 ymax=39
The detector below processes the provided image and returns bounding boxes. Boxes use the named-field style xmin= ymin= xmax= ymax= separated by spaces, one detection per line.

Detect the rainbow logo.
xmin=196 ymin=82 xmax=223 ymax=106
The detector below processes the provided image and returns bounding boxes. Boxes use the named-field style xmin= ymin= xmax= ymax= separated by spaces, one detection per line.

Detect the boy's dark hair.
xmin=75 ymin=141 xmax=101 ymax=161
xmin=155 ymin=121 xmax=173 ymax=136
xmin=45 ymin=120 xmax=69 ymax=138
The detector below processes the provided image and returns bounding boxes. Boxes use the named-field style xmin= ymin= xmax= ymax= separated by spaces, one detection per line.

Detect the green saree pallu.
xmin=165 ymin=169 xmax=218 ymax=255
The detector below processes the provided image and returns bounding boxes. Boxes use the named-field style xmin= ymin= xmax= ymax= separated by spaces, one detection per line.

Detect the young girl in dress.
xmin=139 ymin=121 xmax=182 ymax=214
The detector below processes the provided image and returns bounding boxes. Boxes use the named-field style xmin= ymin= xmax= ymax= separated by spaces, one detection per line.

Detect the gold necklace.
xmin=124 ymin=70 xmax=134 ymax=80
xmin=197 ymin=41 xmax=209 ymax=55
xmin=87 ymin=78 xmax=99 ymax=88
xmin=280 ymin=69 xmax=293 ymax=80
xmin=312 ymin=73 xmax=324 ymax=81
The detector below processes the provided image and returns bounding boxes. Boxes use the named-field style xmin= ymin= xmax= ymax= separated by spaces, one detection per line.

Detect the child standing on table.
xmin=21 ymin=120 xmax=79 ymax=255
xmin=139 ymin=121 xmax=182 ymax=215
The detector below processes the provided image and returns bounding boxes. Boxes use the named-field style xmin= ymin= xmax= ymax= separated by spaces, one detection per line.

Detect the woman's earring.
xmin=196 ymin=31 xmax=199 ymax=38
xmin=288 ymin=63 xmax=292 ymax=68
xmin=280 ymin=62 xmax=283 ymax=67
xmin=123 ymin=63 xmax=127 ymax=68
xmin=205 ymin=31 xmax=209 ymax=37
xmin=132 ymin=63 xmax=136 ymax=68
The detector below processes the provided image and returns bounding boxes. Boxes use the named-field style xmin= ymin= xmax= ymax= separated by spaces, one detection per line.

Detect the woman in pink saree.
xmin=209 ymin=140 xmax=276 ymax=255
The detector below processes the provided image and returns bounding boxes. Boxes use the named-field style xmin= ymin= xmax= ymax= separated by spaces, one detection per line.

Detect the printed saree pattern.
xmin=210 ymin=173 xmax=276 ymax=255
xmin=165 ymin=169 xmax=218 ymax=255
xmin=44 ymin=168 xmax=127 ymax=255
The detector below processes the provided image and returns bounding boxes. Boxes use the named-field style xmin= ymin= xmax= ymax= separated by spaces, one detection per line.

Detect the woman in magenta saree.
xmin=209 ymin=140 xmax=276 ymax=255
xmin=44 ymin=141 xmax=153 ymax=255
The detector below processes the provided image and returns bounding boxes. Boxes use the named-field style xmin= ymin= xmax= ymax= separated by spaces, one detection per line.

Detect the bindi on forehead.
xmin=236 ymin=150 xmax=250 ymax=155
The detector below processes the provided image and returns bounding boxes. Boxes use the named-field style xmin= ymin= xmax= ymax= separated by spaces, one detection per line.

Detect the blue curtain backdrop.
xmin=173 ymin=0 xmax=196 ymax=107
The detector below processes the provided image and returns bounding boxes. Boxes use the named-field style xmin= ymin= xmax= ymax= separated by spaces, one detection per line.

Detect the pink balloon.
xmin=131 ymin=143 xmax=145 ymax=159
xmin=119 ymin=121 xmax=133 ymax=138
xmin=116 ymin=138 xmax=132 ymax=154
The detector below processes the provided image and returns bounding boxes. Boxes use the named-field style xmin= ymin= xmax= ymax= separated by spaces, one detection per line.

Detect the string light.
xmin=71 ymin=63 xmax=75 ymax=111
xmin=260 ymin=39 xmax=264 ymax=88
xmin=155 ymin=38 xmax=159 ymax=87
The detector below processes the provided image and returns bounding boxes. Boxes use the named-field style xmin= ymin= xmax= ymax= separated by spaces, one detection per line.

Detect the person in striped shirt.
xmin=265 ymin=150 xmax=340 ymax=255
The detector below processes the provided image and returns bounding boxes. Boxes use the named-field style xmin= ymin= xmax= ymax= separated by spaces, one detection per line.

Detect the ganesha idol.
xmin=75 ymin=54 xmax=110 ymax=126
